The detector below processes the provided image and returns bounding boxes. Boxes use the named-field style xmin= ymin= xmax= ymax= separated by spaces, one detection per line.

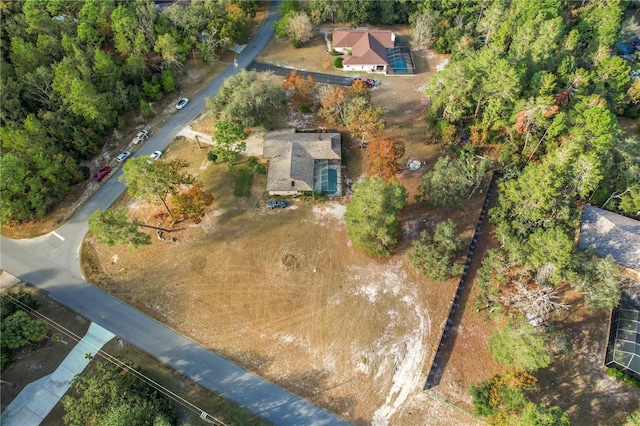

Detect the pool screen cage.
xmin=386 ymin=46 xmax=416 ymax=75
xmin=605 ymin=294 xmax=640 ymax=381
xmin=313 ymin=160 xmax=341 ymax=196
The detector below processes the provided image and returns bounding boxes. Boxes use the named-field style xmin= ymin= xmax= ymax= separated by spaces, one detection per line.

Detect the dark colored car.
xmin=357 ymin=78 xmax=379 ymax=88
xmin=267 ymin=200 xmax=287 ymax=209
xmin=93 ymin=166 xmax=111 ymax=182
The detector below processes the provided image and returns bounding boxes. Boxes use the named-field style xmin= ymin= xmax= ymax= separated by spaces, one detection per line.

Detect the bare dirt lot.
xmin=87 ymin=30 xmax=640 ymax=425
xmin=80 ymin=26 xmax=490 ymax=425
xmin=7 ymin=20 xmax=640 ymax=426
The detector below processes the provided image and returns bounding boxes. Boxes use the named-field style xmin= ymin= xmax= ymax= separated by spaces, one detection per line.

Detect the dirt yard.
xmin=79 ymin=27 xmax=490 ymax=425
xmin=6 ymin=18 xmax=640 ymax=426
xmin=86 ymin=29 xmax=640 ymax=425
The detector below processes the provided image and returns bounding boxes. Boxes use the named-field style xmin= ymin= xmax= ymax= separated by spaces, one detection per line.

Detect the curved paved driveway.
xmin=0 ymin=2 xmax=350 ymax=425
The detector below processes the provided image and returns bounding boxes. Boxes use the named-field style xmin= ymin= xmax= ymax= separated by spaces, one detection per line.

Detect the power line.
xmin=1 ymin=292 xmax=228 ymax=426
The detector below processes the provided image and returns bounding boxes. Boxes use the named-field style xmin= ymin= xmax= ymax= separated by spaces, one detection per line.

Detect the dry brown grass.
xmin=11 ymin=18 xmax=638 ymax=425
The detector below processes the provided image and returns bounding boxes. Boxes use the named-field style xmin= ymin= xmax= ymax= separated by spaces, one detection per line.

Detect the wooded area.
xmin=411 ymin=0 xmax=639 ymax=423
xmin=0 ymin=0 xmax=258 ymax=224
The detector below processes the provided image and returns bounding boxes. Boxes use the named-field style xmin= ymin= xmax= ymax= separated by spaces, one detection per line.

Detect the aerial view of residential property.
xmin=1 ymin=1 xmax=640 ymax=425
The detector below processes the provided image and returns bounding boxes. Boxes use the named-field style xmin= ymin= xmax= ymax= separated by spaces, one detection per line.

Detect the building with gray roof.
xmin=578 ymin=205 xmax=640 ymax=272
xmin=263 ymin=129 xmax=342 ymax=196
xmin=580 ymin=205 xmax=640 ymax=380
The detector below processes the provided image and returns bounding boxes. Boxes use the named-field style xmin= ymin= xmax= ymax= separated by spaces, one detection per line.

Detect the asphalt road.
xmin=0 ymin=2 xmax=350 ymax=424
xmin=248 ymin=60 xmax=357 ymax=86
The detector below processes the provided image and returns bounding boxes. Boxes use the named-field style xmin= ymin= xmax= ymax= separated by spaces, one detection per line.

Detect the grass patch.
xmin=606 ymin=367 xmax=640 ymax=389
xmin=233 ymin=168 xmax=254 ymax=197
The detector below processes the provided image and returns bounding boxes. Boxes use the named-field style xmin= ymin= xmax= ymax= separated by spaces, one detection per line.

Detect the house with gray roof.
xmin=578 ymin=205 xmax=640 ymax=272
xmin=578 ymin=206 xmax=640 ymax=385
xmin=263 ymin=129 xmax=342 ymax=197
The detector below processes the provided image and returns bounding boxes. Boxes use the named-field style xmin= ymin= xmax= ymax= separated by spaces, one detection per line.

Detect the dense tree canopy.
xmin=489 ymin=318 xmax=551 ymax=372
xmin=344 ymin=177 xmax=406 ymax=257
xmin=120 ymin=158 xmax=196 ymax=219
xmin=470 ymin=370 xmax=569 ymax=424
xmin=417 ymin=149 xmax=491 ymax=208
xmin=208 ymin=121 xmax=248 ymax=169
xmin=366 ymin=136 xmax=405 ymax=182
xmin=88 ymin=208 xmax=152 ymax=248
xmin=0 ymin=0 xmax=252 ymax=224
xmin=62 ymin=361 xmax=176 ymax=426
xmin=573 ymin=252 xmax=622 ymax=311
xmin=408 ymin=219 xmax=463 ymax=282
xmin=206 ymin=69 xmax=286 ymax=129
xmin=1 ymin=289 xmax=46 ymax=370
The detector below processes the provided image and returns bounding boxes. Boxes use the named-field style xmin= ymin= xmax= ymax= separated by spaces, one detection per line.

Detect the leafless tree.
xmin=410 ymin=10 xmax=441 ymax=50
xmin=286 ymin=12 xmax=313 ymax=47
xmin=504 ymin=278 xmax=569 ymax=324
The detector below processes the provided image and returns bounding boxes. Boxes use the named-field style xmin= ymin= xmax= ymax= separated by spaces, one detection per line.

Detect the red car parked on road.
xmin=93 ymin=166 xmax=111 ymax=182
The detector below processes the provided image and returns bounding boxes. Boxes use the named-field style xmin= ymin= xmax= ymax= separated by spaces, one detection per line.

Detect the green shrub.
xmin=606 ymin=367 xmax=640 ymax=388
xmin=246 ymin=156 xmax=258 ymax=168
xmin=1 ymin=288 xmax=39 ymax=320
xmin=139 ymin=99 xmax=153 ymax=117
xmin=246 ymin=157 xmax=266 ymax=174
xmin=78 ymin=165 xmax=91 ymax=182
xmin=433 ymin=27 xmax=464 ymax=54
xmin=301 ymin=191 xmax=328 ymax=201
xmin=334 ymin=57 xmax=343 ymax=68
xmin=207 ymin=150 xmax=218 ymax=163
xmin=298 ymin=105 xmax=312 ymax=113
xmin=161 ymin=70 xmax=177 ymax=92
xmin=329 ymin=49 xmax=343 ymax=56
xmin=606 ymin=367 xmax=620 ymax=377
xmin=142 ymin=77 xmax=163 ymax=101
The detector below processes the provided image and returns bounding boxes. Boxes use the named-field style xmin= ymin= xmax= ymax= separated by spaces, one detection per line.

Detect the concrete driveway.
xmin=1 ymin=323 xmax=115 ymax=426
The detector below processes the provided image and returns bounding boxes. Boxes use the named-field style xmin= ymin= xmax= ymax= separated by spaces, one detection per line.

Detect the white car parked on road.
xmin=133 ymin=130 xmax=149 ymax=144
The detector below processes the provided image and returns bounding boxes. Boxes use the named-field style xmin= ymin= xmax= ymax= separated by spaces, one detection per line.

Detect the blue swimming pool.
xmin=321 ymin=168 xmax=338 ymax=194
xmin=386 ymin=46 xmax=415 ymax=74
xmin=389 ymin=56 xmax=408 ymax=73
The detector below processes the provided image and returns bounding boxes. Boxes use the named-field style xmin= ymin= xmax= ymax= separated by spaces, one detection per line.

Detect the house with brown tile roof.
xmin=263 ymin=130 xmax=342 ymax=196
xmin=332 ymin=30 xmax=395 ymax=73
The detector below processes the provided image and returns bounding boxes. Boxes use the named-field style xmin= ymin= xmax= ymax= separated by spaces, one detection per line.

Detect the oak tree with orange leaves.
xmin=282 ymin=69 xmax=316 ymax=107
xmin=171 ymin=182 xmax=214 ymax=224
xmin=366 ymin=136 xmax=405 ymax=182
xmin=348 ymin=79 xmax=371 ymax=101
xmin=318 ymin=85 xmax=349 ymax=125
xmin=345 ymin=98 xmax=385 ymax=147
